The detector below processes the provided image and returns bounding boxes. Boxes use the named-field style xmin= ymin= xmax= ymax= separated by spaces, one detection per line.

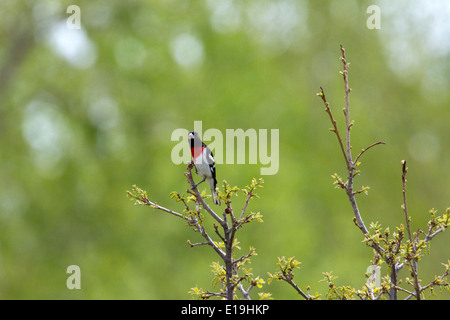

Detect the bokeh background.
xmin=0 ymin=0 xmax=449 ymax=299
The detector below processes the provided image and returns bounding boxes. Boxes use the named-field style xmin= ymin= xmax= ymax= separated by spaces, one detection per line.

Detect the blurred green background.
xmin=0 ymin=0 xmax=449 ymax=299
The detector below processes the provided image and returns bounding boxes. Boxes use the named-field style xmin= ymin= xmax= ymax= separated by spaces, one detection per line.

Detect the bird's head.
xmin=188 ymin=131 xmax=202 ymax=149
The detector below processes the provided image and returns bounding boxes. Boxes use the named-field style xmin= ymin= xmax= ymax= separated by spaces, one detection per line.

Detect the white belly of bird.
xmin=194 ymin=154 xmax=212 ymax=178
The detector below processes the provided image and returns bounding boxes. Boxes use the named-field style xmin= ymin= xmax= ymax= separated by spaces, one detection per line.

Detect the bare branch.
xmin=401 ymin=160 xmax=421 ymax=300
xmin=196 ymin=222 xmax=226 ymax=260
xmin=188 ymin=240 xmax=209 ymax=248
xmin=199 ymin=291 xmax=227 ymax=300
xmin=340 ymin=44 xmax=353 ymax=169
xmin=420 ymin=268 xmax=449 ymax=292
xmin=318 ymin=46 xmax=384 ymax=254
xmin=283 ymin=276 xmax=311 ymax=300
xmin=240 ymin=191 xmax=253 ymax=221
xmin=139 ymin=197 xmax=187 ymax=221
xmin=401 ymin=160 xmax=413 ymax=242
xmin=214 ymin=224 xmax=226 ymax=243
xmin=237 ymin=283 xmax=252 ymax=300
xmin=233 ymin=249 xmax=254 ymax=265
xmin=425 ymin=227 xmax=445 ymax=242
xmin=354 ymin=141 xmax=386 ymax=164
xmin=317 ymin=87 xmax=349 ymax=166
xmin=393 ymin=285 xmax=415 ymax=299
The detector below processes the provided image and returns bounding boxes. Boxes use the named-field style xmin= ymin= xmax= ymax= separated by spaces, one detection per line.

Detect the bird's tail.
xmin=207 ymin=178 xmax=220 ymax=206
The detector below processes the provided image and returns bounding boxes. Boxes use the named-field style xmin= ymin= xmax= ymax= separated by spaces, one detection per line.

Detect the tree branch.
xmin=354 ymin=141 xmax=386 ymax=164
xmin=138 ymin=195 xmax=187 ymax=221
xmin=237 ymin=283 xmax=252 ymax=300
xmin=283 ymin=276 xmax=311 ymax=300
xmin=340 ymin=44 xmax=353 ymax=171
xmin=315 ymin=44 xmax=449 ymax=301
xmin=185 ymin=163 xmax=225 ymax=227
xmin=317 ymin=87 xmax=348 ymax=166
xmin=401 ymin=160 xmax=421 ymax=300
xmin=318 ymin=46 xmax=388 ymax=255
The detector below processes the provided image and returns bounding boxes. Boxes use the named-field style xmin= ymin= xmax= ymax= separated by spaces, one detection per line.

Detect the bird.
xmin=188 ymin=131 xmax=220 ymax=205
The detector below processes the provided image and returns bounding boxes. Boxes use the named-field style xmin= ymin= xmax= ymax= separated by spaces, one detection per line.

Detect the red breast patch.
xmin=191 ymin=146 xmax=204 ymax=161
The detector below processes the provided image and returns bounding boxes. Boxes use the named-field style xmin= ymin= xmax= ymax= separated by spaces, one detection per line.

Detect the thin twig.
xmin=338 ymin=45 xmax=372 ymax=237
xmin=188 ymin=241 xmax=209 ymax=247
xmin=340 ymin=44 xmax=353 ymax=170
xmin=240 ymin=191 xmax=253 ymax=221
xmin=233 ymin=250 xmax=254 ymax=265
xmin=425 ymin=228 xmax=445 ymax=242
xmin=137 ymin=187 xmax=226 ymax=259
xmin=139 ymin=197 xmax=187 ymax=221
xmin=199 ymin=291 xmax=227 ymax=299
xmin=401 ymin=160 xmax=413 ymax=242
xmin=214 ymin=224 xmax=226 ymax=243
xmin=393 ymin=285 xmax=415 ymax=298
xmin=282 ymin=275 xmax=311 ymax=300
xmin=318 ymin=87 xmax=348 ymax=165
xmin=192 ymin=220 xmax=226 ymax=259
xmin=401 ymin=160 xmax=421 ymax=300
xmin=420 ymin=269 xmax=450 ymax=292
xmin=354 ymin=141 xmax=386 ymax=164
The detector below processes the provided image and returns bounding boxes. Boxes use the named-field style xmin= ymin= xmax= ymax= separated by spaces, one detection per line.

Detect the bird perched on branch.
xmin=188 ymin=131 xmax=220 ymax=205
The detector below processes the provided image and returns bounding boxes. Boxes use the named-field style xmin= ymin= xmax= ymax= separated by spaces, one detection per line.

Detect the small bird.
xmin=188 ymin=131 xmax=220 ymax=205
